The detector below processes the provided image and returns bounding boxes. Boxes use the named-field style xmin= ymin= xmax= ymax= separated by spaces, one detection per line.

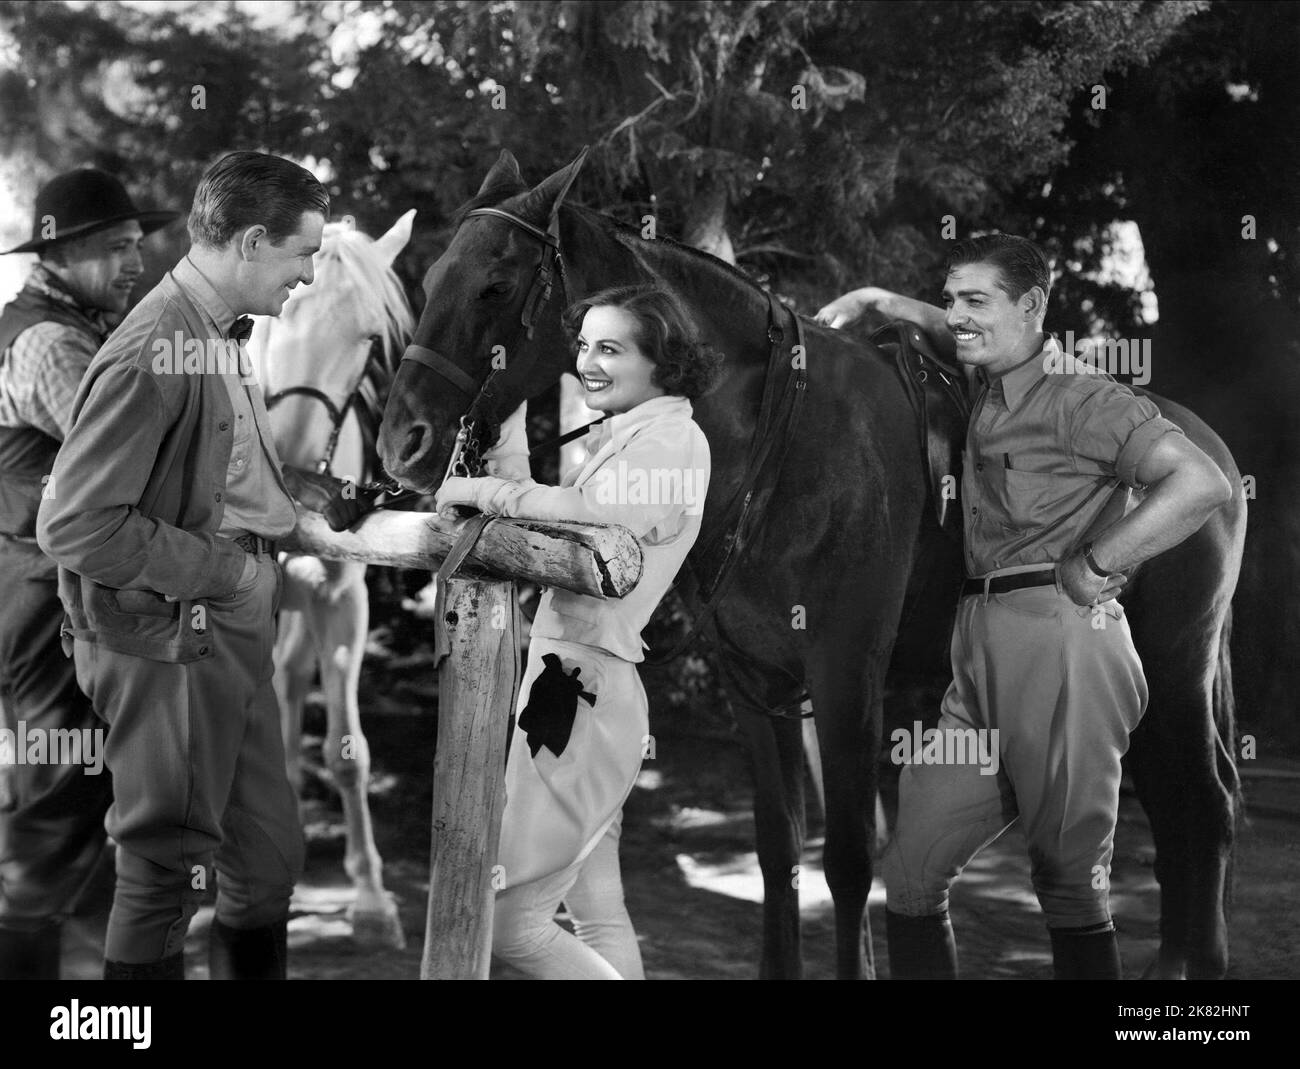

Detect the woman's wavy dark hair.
xmin=562 ymin=283 xmax=724 ymax=400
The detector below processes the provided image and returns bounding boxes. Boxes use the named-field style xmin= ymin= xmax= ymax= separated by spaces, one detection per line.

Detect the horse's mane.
xmin=571 ymin=205 xmax=771 ymax=301
xmin=316 ymin=222 xmax=414 ymax=378
xmin=454 ymin=180 xmax=770 ymax=308
xmin=315 ymin=222 xmax=416 ymax=473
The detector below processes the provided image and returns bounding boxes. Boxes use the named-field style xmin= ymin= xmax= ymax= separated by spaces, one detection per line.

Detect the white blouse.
xmin=478 ymin=394 xmax=711 ymax=662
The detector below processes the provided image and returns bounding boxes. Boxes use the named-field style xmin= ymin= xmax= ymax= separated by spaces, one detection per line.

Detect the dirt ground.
xmin=55 ymin=581 xmax=1300 ymax=981
xmin=60 ymin=706 xmax=1300 ymax=982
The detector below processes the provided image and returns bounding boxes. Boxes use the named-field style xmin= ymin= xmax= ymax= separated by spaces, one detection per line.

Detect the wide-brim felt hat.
xmin=2 ymin=168 xmax=180 ymax=254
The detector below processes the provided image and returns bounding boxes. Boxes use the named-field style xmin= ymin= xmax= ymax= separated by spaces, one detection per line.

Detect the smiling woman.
xmin=566 ymin=284 xmax=724 ymax=415
xmin=432 ymin=281 xmax=721 ymax=979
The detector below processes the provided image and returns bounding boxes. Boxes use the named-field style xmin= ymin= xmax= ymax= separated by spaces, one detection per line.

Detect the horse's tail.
xmin=1213 ymin=601 xmax=1243 ymax=910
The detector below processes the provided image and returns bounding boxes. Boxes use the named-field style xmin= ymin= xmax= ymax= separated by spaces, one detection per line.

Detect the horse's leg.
xmin=1126 ymin=611 xmax=1236 ymax=980
xmin=733 ymin=692 xmax=806 ymax=980
xmin=808 ymin=640 xmax=890 ymax=981
xmin=305 ymin=558 xmax=406 ymax=950
xmin=272 ymin=605 xmax=314 ymax=801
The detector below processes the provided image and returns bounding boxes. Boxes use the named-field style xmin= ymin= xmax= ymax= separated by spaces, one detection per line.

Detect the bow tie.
xmin=227 ymin=316 xmax=253 ymax=343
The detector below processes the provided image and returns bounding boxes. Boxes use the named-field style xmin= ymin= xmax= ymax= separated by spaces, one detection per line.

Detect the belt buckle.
xmin=235 ymin=532 xmax=272 ymax=556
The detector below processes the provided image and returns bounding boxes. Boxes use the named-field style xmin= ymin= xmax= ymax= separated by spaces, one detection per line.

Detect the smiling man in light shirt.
xmin=38 ymin=151 xmax=327 ymax=981
xmin=816 ymin=234 xmax=1232 ymax=979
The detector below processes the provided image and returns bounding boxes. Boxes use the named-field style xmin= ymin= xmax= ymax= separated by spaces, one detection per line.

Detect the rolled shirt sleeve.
xmin=1069 ymin=385 xmax=1184 ymax=489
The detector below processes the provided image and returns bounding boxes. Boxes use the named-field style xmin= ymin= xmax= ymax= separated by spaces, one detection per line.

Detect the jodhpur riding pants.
xmin=881 ymin=579 xmax=1148 ymax=930
xmin=72 ymin=553 xmax=303 ymax=964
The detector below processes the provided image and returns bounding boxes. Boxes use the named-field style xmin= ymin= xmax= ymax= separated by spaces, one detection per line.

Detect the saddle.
xmin=870 ymin=320 xmax=972 ymax=540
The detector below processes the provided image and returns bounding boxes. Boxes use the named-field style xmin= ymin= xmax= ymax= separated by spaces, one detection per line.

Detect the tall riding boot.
xmin=209 ymin=918 xmax=288 ymax=980
xmin=0 ymin=922 xmax=61 ymax=980
xmin=886 ymin=908 xmax=958 ymax=979
xmin=1050 ymin=923 xmax=1123 ymax=979
xmin=103 ymin=952 xmax=185 ymax=980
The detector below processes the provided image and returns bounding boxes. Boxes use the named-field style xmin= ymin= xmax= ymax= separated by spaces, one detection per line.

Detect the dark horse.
xmin=377 ymin=151 xmax=1246 ymax=980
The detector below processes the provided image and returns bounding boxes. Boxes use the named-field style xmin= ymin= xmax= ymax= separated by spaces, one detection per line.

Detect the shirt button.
xmin=971 ymin=506 xmax=977 ymax=514
xmin=214 ymin=492 xmax=223 ymax=502
xmin=219 ymin=421 xmax=230 ymax=431
xmin=199 ymin=645 xmax=210 ymax=656
xmin=976 ymin=462 xmax=984 ymax=472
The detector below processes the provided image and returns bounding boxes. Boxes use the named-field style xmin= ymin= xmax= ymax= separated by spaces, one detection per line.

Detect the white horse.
xmin=248 ymin=212 xmax=416 ymax=949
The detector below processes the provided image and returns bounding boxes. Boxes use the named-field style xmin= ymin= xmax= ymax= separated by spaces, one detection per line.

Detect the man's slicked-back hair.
xmin=946 ymin=233 xmax=1052 ymax=303
xmin=188 ymin=151 xmax=329 ymax=249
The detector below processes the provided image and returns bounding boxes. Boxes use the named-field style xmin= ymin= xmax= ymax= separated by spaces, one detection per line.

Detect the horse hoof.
xmin=347 ymin=904 xmax=407 ymax=950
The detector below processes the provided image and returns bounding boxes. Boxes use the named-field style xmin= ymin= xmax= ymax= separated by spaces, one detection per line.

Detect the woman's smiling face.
xmin=574 ymin=304 xmax=666 ymax=414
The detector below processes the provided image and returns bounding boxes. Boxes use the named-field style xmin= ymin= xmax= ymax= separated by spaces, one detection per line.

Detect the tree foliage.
xmin=2 ymin=0 xmax=1297 ymax=736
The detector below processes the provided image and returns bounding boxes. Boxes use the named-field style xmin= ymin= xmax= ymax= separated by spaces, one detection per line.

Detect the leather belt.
xmin=961 ymin=569 xmax=1057 ymax=598
xmin=233 ymin=533 xmax=278 ymax=556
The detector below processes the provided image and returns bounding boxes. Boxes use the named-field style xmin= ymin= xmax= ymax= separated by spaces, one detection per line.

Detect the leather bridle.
xmin=264 ymin=333 xmax=379 ymax=477
xmin=393 ymin=203 xmax=570 ymax=490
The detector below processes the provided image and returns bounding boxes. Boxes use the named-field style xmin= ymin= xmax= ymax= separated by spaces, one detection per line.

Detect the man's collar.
xmin=983 ymin=334 xmax=1056 ymax=413
xmin=588 ymin=394 xmax=693 ymax=453
xmin=171 ymin=256 xmax=239 ymax=336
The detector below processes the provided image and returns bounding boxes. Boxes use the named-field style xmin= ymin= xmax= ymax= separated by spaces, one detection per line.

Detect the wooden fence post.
xmin=288 ymin=501 xmax=642 ymax=979
xmin=420 ymin=576 xmax=519 ymax=980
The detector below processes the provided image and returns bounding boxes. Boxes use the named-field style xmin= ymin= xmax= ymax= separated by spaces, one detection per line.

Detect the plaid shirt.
xmin=0 ymin=266 xmax=112 ymax=440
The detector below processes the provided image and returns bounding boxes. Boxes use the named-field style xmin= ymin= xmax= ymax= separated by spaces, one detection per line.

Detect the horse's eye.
xmin=480 ymin=281 xmax=513 ymax=301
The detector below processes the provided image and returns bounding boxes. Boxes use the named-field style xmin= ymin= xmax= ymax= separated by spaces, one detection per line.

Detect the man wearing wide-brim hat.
xmin=0 ymin=167 xmax=178 ymax=979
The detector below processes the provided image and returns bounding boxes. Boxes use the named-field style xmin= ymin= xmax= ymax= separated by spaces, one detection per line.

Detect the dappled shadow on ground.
xmin=61 ymin=699 xmax=1299 ymax=980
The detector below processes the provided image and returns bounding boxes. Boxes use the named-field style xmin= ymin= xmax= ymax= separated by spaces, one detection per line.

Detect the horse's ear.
xmin=517 ymin=146 xmax=590 ymax=224
xmin=475 ymin=150 xmax=526 ymax=200
xmin=372 ymin=209 xmax=416 ymax=266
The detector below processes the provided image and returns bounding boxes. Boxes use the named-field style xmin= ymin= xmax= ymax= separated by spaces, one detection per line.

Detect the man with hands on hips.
xmin=815 ymin=234 xmax=1232 ymax=978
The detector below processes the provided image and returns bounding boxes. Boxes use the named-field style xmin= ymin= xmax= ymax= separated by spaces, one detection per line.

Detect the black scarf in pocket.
xmin=519 ymin=653 xmax=596 ymax=759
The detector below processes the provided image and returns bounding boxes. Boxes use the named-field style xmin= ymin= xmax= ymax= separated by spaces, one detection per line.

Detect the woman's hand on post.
xmin=435 ymin=476 xmax=515 ymax=519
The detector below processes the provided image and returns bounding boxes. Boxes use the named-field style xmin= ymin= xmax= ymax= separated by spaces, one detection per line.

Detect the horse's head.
xmin=378 ymin=149 xmax=589 ymax=492
xmin=251 ymin=211 xmax=415 ymax=477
